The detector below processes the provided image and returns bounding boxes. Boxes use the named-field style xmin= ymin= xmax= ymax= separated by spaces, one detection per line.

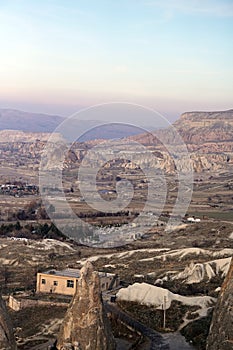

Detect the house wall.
xmin=36 ymin=273 xmax=77 ymax=296
xmin=8 ymin=295 xmax=68 ymax=311
xmin=99 ymin=274 xmax=119 ymax=291
xmin=36 ymin=272 xmax=120 ymax=295
xmin=8 ymin=295 xmax=21 ymax=311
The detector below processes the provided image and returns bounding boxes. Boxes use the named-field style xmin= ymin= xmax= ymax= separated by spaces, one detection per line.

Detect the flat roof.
xmin=41 ymin=268 xmax=116 ymax=279
xmin=43 ymin=268 xmax=81 ymax=278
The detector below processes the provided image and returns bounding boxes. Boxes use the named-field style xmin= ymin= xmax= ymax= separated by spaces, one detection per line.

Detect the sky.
xmin=0 ymin=0 xmax=232 ymax=121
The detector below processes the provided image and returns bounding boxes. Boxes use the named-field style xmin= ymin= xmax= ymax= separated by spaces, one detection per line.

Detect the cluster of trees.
xmin=1 ymin=200 xmax=55 ymax=221
xmin=0 ymin=222 xmax=66 ymax=240
xmin=77 ymin=210 xmax=139 ymax=219
xmin=16 ymin=200 xmax=55 ymax=220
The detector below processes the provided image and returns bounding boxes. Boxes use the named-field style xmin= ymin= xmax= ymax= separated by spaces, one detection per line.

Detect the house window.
xmin=54 ymin=281 xmax=58 ymax=286
xmin=41 ymin=279 xmax=46 ymax=284
xmin=67 ymin=280 xmax=74 ymax=288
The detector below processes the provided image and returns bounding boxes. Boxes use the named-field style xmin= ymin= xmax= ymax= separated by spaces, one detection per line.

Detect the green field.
xmin=188 ymin=211 xmax=233 ymax=222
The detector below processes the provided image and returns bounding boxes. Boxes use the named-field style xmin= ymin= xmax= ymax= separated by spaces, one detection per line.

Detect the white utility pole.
xmin=163 ymin=296 xmax=167 ymax=329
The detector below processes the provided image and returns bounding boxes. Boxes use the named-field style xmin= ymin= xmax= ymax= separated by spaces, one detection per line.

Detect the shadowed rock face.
xmin=57 ymin=261 xmax=116 ymax=350
xmin=207 ymin=257 xmax=233 ymax=350
xmin=0 ymin=295 xmax=17 ymax=350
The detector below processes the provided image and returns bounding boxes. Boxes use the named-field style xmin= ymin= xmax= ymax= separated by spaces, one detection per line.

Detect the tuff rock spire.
xmin=56 ymin=261 xmax=116 ymax=350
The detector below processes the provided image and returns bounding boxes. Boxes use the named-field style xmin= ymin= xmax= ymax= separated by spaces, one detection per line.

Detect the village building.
xmin=187 ymin=217 xmax=201 ymax=223
xmin=36 ymin=268 xmax=120 ymax=296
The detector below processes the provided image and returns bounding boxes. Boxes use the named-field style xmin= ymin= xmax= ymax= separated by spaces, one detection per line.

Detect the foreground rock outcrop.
xmin=0 ymin=295 xmax=17 ymax=350
xmin=207 ymin=257 xmax=233 ymax=350
xmin=56 ymin=261 xmax=116 ymax=350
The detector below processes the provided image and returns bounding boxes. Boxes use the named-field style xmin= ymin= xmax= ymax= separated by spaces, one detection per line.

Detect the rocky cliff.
xmin=127 ymin=109 xmax=233 ymax=173
xmin=207 ymin=257 xmax=233 ymax=350
xmin=56 ymin=261 xmax=116 ymax=350
xmin=0 ymin=295 xmax=17 ymax=350
xmin=174 ymin=109 xmax=233 ymax=143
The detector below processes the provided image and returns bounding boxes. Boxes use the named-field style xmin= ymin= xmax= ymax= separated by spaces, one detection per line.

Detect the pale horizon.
xmin=0 ymin=0 xmax=233 ymax=122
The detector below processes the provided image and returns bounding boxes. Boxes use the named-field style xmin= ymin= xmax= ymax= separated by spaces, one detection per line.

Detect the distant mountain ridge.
xmin=0 ymin=107 xmax=233 ymax=149
xmin=0 ymin=108 xmax=149 ymax=140
xmin=0 ymin=108 xmax=64 ymax=133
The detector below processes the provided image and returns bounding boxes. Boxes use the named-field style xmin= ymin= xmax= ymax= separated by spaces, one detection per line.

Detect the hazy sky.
xmin=0 ymin=0 xmax=232 ymax=120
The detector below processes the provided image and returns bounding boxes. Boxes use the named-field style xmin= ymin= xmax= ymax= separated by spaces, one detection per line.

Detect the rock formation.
xmin=56 ymin=261 xmax=116 ymax=350
xmin=117 ymin=109 xmax=233 ymax=174
xmin=1 ymin=109 xmax=233 ymax=174
xmin=0 ymin=294 xmax=17 ymax=350
xmin=207 ymin=257 xmax=233 ymax=350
